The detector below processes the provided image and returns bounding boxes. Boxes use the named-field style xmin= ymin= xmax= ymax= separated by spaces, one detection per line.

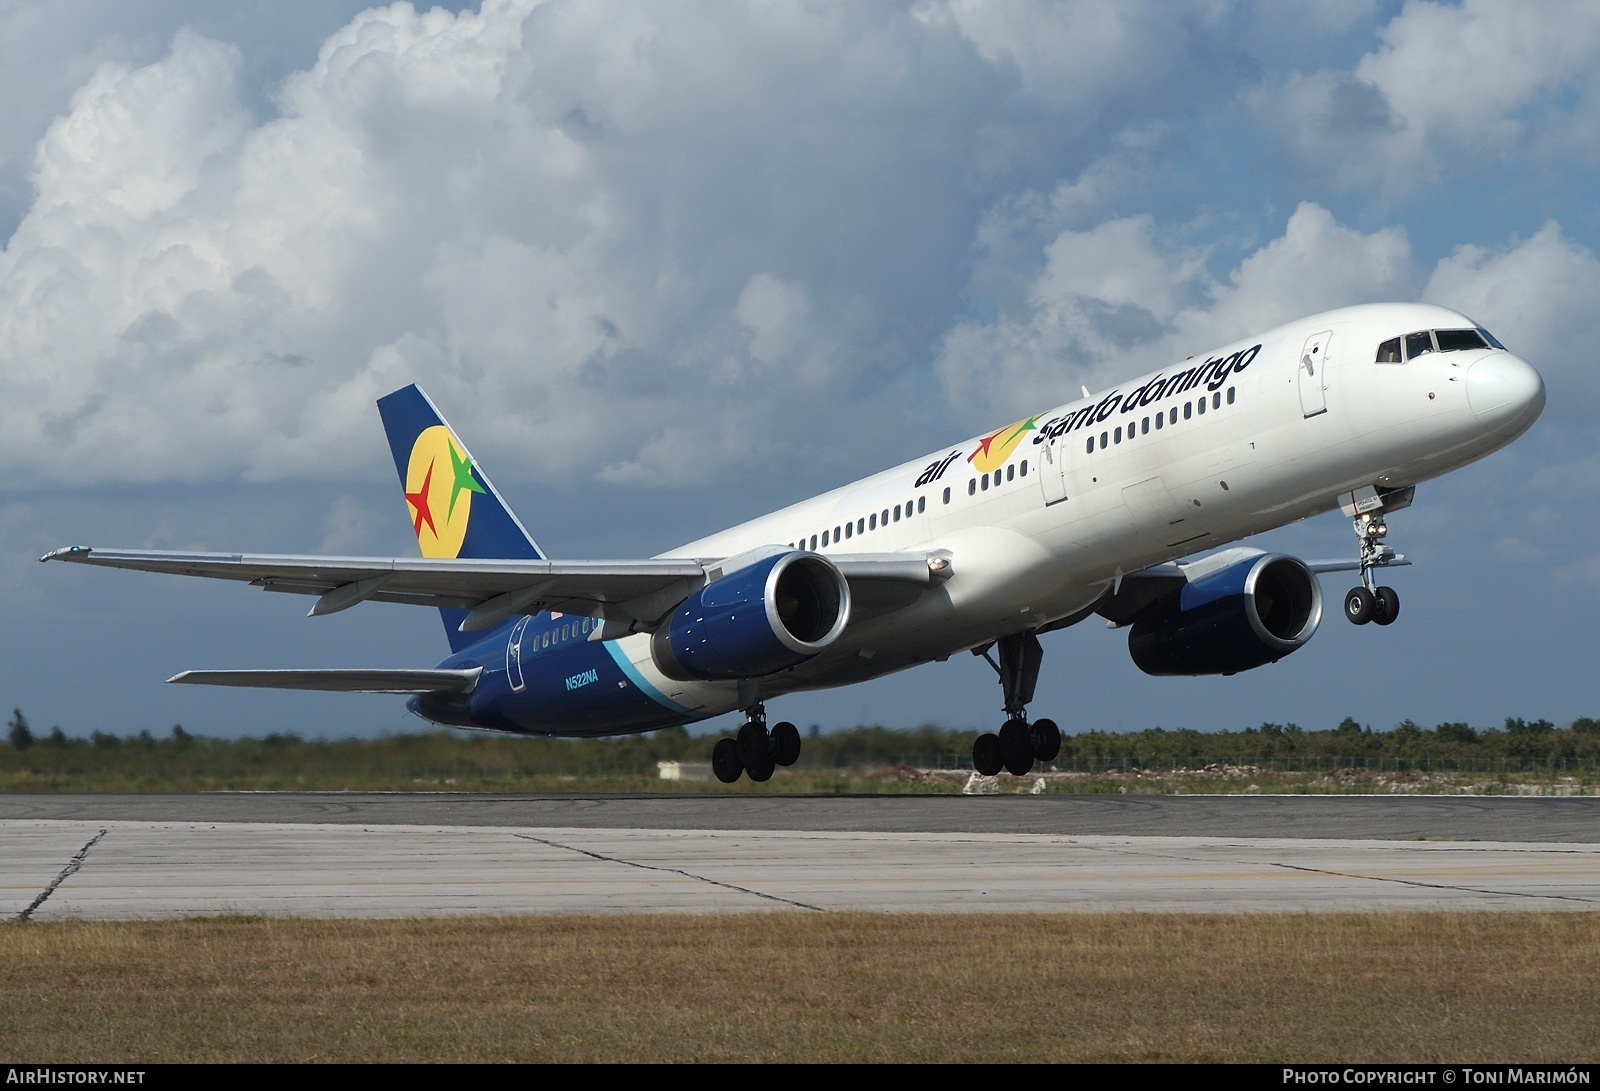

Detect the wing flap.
xmin=45 ymin=546 xmax=708 ymax=612
xmin=45 ymin=545 xmax=955 ymax=629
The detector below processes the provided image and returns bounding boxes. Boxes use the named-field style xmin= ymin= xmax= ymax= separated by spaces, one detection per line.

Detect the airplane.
xmin=43 ymin=302 xmax=1545 ymax=782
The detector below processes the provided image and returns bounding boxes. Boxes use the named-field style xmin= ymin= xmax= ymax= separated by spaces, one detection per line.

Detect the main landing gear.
xmin=970 ymin=631 xmax=1061 ymax=777
xmin=711 ymin=702 xmax=801 ymax=784
xmin=1344 ymin=509 xmax=1401 ymax=627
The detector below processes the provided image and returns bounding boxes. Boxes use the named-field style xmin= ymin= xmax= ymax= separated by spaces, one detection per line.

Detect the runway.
xmin=5 ymin=794 xmax=1600 ymax=919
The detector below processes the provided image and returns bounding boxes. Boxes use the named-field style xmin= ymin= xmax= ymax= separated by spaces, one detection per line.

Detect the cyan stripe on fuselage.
xmin=441 ymin=613 xmax=690 ymax=735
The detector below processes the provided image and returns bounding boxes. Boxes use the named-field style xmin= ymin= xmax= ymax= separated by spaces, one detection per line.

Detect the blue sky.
xmin=3 ymin=0 xmax=1598 ymax=739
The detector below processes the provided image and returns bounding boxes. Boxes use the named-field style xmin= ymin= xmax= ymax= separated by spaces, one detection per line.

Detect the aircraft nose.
xmin=1466 ymin=352 xmax=1545 ymax=438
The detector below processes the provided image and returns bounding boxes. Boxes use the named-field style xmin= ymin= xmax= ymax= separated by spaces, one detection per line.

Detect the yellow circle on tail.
xmin=404 ymin=425 xmax=474 ymax=559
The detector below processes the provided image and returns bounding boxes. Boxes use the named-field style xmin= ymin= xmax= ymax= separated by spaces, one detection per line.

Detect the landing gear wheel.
xmin=998 ymin=717 xmax=1035 ymax=776
xmin=771 ymin=721 xmax=801 ymax=767
xmin=1344 ymin=586 xmax=1375 ymax=625
xmin=972 ymin=733 xmax=1004 ymax=777
xmin=1031 ymin=718 xmax=1061 ymax=763
xmin=745 ymin=755 xmax=776 ymax=783
xmin=735 ymin=720 xmax=769 ymax=768
xmin=1373 ymin=586 xmax=1400 ymax=626
xmin=712 ymin=737 xmax=743 ymax=784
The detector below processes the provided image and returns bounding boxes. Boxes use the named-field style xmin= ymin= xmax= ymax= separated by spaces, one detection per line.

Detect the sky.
xmin=3 ymin=0 xmax=1599 ymax=741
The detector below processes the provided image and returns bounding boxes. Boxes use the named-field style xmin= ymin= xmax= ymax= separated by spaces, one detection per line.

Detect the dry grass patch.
xmin=2 ymin=912 xmax=1597 ymax=1062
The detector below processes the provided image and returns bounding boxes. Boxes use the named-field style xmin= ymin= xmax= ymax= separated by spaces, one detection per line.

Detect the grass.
xmin=2 ymin=912 xmax=1597 ymax=1062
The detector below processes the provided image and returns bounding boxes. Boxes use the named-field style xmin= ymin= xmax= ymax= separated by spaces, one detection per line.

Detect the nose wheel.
xmin=1344 ymin=584 xmax=1399 ymax=626
xmin=1345 ymin=509 xmax=1402 ymax=626
xmin=712 ymin=702 xmax=801 ymax=783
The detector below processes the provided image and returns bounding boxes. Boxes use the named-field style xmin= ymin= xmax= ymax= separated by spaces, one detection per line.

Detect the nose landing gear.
xmin=970 ymin=631 xmax=1061 ymax=777
xmin=712 ymin=701 xmax=802 ymax=784
xmin=1345 ymin=508 xmax=1401 ymax=627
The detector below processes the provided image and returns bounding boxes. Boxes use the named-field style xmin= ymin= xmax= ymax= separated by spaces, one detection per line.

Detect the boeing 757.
xmin=44 ymin=302 xmax=1545 ymax=781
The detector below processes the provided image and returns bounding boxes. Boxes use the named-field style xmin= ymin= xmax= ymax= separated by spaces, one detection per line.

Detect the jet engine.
xmin=651 ymin=551 xmax=850 ymax=681
xmin=1128 ymin=553 xmax=1322 ymax=676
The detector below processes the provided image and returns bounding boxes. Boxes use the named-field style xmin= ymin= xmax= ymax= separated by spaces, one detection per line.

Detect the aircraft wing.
xmin=42 ymin=545 xmax=950 ymax=632
xmin=168 ymin=668 xmax=483 ymax=693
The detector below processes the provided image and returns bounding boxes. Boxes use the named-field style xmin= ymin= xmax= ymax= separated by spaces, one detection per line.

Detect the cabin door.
xmin=1298 ymin=330 xmax=1333 ymax=417
xmin=1038 ymin=434 xmax=1069 ymax=505
xmin=506 ymin=615 xmax=531 ymax=692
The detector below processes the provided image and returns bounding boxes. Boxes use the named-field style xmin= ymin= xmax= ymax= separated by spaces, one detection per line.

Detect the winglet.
xmin=41 ymin=546 xmax=91 ymax=563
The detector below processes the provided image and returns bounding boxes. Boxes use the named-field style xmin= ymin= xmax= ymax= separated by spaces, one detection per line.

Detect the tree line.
xmin=7 ymin=707 xmax=1600 ymax=775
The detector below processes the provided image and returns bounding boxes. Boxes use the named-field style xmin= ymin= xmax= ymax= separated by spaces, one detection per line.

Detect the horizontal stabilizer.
xmin=167 ymin=668 xmax=482 ymax=694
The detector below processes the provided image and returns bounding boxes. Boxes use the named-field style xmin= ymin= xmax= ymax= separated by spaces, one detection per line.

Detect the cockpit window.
xmin=1435 ymin=328 xmax=1489 ymax=352
xmin=1382 ymin=326 xmax=1507 ymax=363
xmin=1404 ymin=331 xmax=1434 ymax=360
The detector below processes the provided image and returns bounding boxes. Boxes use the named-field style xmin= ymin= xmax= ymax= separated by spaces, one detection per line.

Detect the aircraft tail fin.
xmin=376 ymin=385 xmax=544 ymax=651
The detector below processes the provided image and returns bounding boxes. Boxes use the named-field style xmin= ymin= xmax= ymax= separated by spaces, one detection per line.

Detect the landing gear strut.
xmin=712 ymin=701 xmax=801 ymax=784
xmin=1345 ymin=508 xmax=1401 ymax=627
xmin=970 ymin=631 xmax=1061 ymax=777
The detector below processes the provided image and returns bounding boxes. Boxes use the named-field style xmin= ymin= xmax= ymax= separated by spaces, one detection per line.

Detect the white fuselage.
xmin=605 ymin=303 xmax=1544 ymax=719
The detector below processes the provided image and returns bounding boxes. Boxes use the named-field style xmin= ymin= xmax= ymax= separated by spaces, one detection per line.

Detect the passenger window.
xmin=822 ymin=530 xmax=829 ymax=546
xmin=1086 ymin=437 xmax=1094 ymax=454
xmin=941 ymin=488 xmax=949 ymax=505
xmin=1435 ymin=328 xmax=1489 ymax=352
xmin=869 ymin=513 xmax=876 ymax=530
xmin=844 ymin=522 xmax=852 ymax=540
xmin=1020 ymin=460 xmax=1028 ymax=476
xmin=1183 ymin=403 xmax=1191 ymax=420
xmin=968 ymin=479 xmax=976 ymax=495
xmin=857 ymin=518 xmax=865 ymax=534
xmin=1006 ymin=465 xmax=1014 ymax=482
xmin=1142 ymin=417 xmax=1149 ymax=435
xmin=1227 ymin=387 xmax=1235 ymax=405
xmin=881 ymin=509 xmax=888 ymax=525
xmin=810 ymin=534 xmax=817 ymax=550
xmin=1101 ymin=431 xmax=1109 ymax=447
xmin=1169 ymin=407 xmax=1178 ymax=424
xmin=1213 ymin=392 xmax=1221 ymax=410
xmin=921 ymin=496 xmax=928 ymax=512
xmin=893 ymin=504 xmax=901 ymax=522
xmin=1155 ymin=413 xmax=1163 ymax=430
xmin=1404 ymin=331 xmax=1434 ymax=360
xmin=1376 ymin=337 xmax=1402 ymax=363
xmin=980 ymin=475 xmax=989 ymax=491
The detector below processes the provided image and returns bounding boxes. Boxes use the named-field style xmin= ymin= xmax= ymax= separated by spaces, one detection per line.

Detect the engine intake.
xmin=651 ymin=551 xmax=850 ymax=681
xmin=1128 ymin=553 xmax=1322 ymax=676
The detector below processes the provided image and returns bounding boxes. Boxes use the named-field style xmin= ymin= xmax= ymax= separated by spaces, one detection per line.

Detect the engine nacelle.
xmin=1128 ymin=553 xmax=1322 ymax=676
xmin=651 ymin=551 xmax=850 ymax=681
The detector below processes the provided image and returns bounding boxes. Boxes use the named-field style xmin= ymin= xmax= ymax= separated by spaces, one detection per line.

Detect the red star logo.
xmin=406 ymin=459 xmax=438 ymax=537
